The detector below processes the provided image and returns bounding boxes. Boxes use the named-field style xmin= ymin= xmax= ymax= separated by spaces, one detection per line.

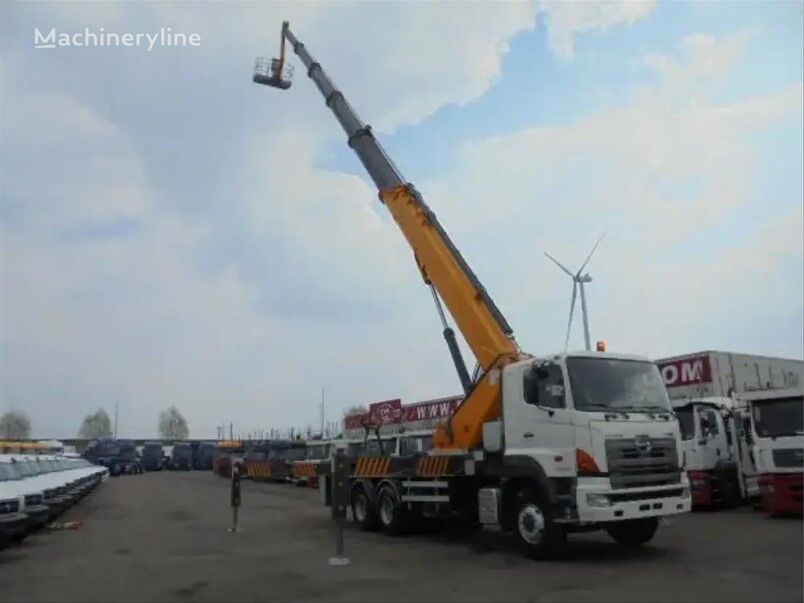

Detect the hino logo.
xmin=634 ymin=435 xmax=652 ymax=455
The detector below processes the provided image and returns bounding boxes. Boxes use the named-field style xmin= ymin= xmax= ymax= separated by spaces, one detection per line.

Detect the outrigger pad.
xmin=253 ymin=56 xmax=293 ymax=89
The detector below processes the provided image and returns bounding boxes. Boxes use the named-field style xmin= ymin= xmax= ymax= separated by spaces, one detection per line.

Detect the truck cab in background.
xmin=170 ymin=443 xmax=192 ymax=471
xmin=672 ymin=398 xmax=757 ymax=508
xmin=142 ymin=442 xmax=164 ymax=471
xmin=195 ymin=443 xmax=215 ymax=470
xmin=738 ymin=388 xmax=804 ymax=515
xmin=83 ymin=439 xmax=142 ymax=476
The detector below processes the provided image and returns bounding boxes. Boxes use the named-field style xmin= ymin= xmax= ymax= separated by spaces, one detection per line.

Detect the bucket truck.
xmin=253 ymin=22 xmax=690 ymax=558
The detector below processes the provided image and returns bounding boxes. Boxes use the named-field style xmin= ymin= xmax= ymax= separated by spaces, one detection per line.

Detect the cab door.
xmin=502 ymin=361 xmax=576 ymax=477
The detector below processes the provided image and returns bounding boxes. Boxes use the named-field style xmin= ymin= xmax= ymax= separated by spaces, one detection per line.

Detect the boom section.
xmin=279 ymin=24 xmax=523 ymax=448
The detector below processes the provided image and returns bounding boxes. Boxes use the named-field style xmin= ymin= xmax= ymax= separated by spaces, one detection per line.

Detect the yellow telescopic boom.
xmin=254 ymin=22 xmax=525 ymax=450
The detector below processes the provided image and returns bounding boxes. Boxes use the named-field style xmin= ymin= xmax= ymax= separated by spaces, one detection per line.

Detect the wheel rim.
xmin=517 ymin=503 xmax=545 ymax=545
xmin=379 ymin=495 xmax=395 ymax=526
xmin=354 ymin=494 xmax=368 ymax=522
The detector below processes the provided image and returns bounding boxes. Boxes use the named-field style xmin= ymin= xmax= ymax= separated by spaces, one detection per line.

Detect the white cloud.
xmin=421 ymin=31 xmax=803 ymax=358
xmin=145 ymin=1 xmax=538 ymax=131
xmin=538 ymin=0 xmax=656 ymax=58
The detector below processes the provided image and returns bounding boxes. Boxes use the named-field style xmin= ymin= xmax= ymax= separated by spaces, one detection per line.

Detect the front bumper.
xmin=575 ymin=477 xmax=691 ymax=523
xmin=0 ymin=512 xmax=29 ymax=540
xmin=688 ymin=470 xmax=714 ymax=508
xmin=759 ymin=473 xmax=803 ymax=515
xmin=22 ymin=504 xmax=50 ymax=529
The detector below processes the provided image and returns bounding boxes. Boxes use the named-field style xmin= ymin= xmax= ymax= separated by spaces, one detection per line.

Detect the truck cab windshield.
xmin=675 ymin=407 xmax=695 ymax=440
xmin=567 ymin=357 xmax=671 ymax=413
xmin=752 ymin=396 xmax=804 ymax=438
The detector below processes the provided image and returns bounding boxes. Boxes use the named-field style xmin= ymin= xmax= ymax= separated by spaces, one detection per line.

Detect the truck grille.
xmin=605 ymin=436 xmax=681 ymax=489
xmin=0 ymin=499 xmax=19 ymax=514
xmin=772 ymin=449 xmax=804 ymax=468
xmin=25 ymin=494 xmax=43 ymax=506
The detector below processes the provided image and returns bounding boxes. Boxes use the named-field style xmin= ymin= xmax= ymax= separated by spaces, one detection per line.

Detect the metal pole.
xmin=579 ymin=281 xmax=591 ymax=351
xmin=321 ymin=386 xmax=325 ymax=435
xmin=328 ymin=450 xmax=350 ymax=566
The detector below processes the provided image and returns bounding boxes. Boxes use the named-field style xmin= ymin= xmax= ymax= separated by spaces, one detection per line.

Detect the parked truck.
xmin=656 ymin=351 xmax=802 ymax=400
xmin=659 ymin=351 xmax=802 ymax=512
xmin=672 ymin=397 xmax=758 ymax=508
xmin=142 ymin=442 xmax=164 ymax=471
xmin=83 ymin=439 xmax=142 ymax=476
xmin=254 ymin=23 xmax=691 ymax=559
xmin=194 ymin=442 xmax=215 ymax=470
xmin=738 ymin=388 xmax=803 ymax=515
xmin=170 ymin=443 xmax=192 ymax=471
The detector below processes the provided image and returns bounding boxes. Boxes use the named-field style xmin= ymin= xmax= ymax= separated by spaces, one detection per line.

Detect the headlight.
xmin=586 ymin=493 xmax=611 ymax=507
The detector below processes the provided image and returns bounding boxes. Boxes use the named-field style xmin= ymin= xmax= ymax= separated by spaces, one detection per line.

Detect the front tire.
xmin=351 ymin=486 xmax=378 ymax=532
xmin=606 ymin=517 xmax=659 ymax=547
xmin=512 ymin=487 xmax=566 ymax=559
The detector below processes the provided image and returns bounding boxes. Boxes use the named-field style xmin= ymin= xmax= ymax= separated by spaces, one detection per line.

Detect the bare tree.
xmin=158 ymin=406 xmax=189 ymax=440
xmin=0 ymin=410 xmax=32 ymax=439
xmin=78 ymin=409 xmax=112 ymax=439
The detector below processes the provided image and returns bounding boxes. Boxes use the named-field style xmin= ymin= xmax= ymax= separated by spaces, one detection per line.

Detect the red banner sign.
xmin=344 ymin=395 xmax=462 ymax=430
xmin=658 ymin=355 xmax=712 ymax=388
xmin=368 ymin=399 xmax=402 ymax=426
xmin=402 ymin=396 xmax=462 ymax=422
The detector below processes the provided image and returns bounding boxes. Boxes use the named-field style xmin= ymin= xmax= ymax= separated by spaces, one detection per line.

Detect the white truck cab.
xmin=494 ymin=352 xmax=691 ymax=533
xmin=737 ymin=388 xmax=803 ymax=515
xmin=671 ymin=397 xmax=757 ymax=507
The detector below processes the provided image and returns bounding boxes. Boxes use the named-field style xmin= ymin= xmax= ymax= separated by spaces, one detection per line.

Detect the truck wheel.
xmin=351 ymin=486 xmax=378 ymax=532
xmin=513 ymin=487 xmax=565 ymax=559
xmin=606 ymin=517 xmax=659 ymax=547
xmin=377 ymin=486 xmax=404 ymax=536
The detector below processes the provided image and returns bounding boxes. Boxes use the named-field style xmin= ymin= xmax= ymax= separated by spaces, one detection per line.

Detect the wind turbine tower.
xmin=545 ymin=234 xmax=605 ymax=352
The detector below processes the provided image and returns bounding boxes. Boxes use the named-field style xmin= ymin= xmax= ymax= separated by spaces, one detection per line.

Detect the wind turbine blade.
xmin=577 ymin=232 xmax=606 ymax=276
xmin=544 ymin=252 xmax=574 ymax=278
xmin=565 ymin=281 xmax=578 ymax=350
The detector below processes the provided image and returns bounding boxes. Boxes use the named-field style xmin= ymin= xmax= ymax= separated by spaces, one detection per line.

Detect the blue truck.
xmin=83 ymin=439 xmax=142 ymax=476
xmin=141 ymin=442 xmax=164 ymax=471
xmin=194 ymin=442 xmax=215 ymax=470
xmin=170 ymin=443 xmax=192 ymax=470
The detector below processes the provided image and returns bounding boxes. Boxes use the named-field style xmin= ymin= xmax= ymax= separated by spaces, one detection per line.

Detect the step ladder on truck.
xmin=252 ymin=22 xmax=691 ymax=559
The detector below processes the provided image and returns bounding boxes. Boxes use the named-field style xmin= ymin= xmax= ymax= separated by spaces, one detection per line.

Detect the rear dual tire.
xmin=377 ymin=486 xmax=405 ymax=536
xmin=351 ymin=487 xmax=378 ymax=531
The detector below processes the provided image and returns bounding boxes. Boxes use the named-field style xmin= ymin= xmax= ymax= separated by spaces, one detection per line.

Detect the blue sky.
xmin=1 ymin=1 xmax=802 ymax=438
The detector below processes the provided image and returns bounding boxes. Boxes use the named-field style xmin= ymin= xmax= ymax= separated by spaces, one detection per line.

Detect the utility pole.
xmin=114 ymin=401 xmax=119 ymax=439
xmin=321 ymin=386 xmax=325 ymax=435
xmin=230 ymin=422 xmax=233 ymax=440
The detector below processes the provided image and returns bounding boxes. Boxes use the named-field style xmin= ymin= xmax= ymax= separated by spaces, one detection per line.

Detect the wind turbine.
xmin=545 ymin=234 xmax=605 ymax=352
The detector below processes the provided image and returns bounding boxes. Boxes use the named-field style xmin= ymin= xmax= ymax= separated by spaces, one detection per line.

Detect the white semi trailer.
xmin=656 ymin=351 xmax=802 ymax=399
xmin=658 ymin=352 xmax=803 ymax=514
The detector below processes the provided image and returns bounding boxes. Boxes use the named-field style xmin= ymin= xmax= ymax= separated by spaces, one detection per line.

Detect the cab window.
xmin=523 ymin=362 xmax=566 ymax=408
